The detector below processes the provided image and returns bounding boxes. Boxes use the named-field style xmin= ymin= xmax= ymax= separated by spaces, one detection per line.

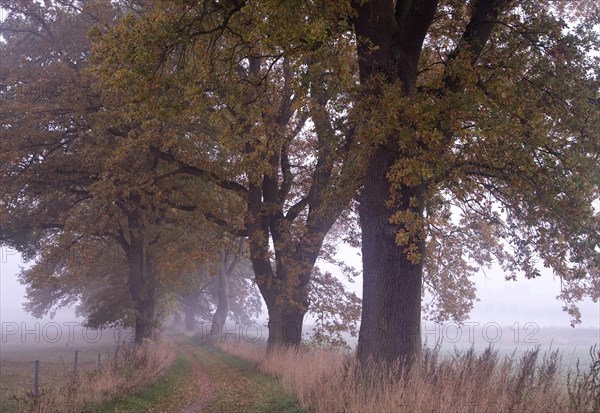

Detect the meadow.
xmin=0 ymin=325 xmax=173 ymax=412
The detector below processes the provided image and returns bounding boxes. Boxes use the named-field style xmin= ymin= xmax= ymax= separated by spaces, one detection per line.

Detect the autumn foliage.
xmin=1 ymin=0 xmax=598 ymax=365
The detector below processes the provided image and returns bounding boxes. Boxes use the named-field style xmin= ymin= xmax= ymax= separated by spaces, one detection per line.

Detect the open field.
xmin=0 ymin=325 xmax=175 ymax=412
xmin=1 ymin=327 xmax=121 ymax=410
xmin=421 ymin=324 xmax=600 ymax=372
xmin=303 ymin=323 xmax=599 ymax=371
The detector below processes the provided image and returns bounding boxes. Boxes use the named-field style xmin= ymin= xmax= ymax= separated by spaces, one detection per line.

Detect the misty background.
xmin=2 ymin=244 xmax=598 ymax=334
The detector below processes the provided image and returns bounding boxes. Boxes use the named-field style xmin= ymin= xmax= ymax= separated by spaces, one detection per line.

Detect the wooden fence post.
xmin=33 ymin=360 xmax=39 ymax=397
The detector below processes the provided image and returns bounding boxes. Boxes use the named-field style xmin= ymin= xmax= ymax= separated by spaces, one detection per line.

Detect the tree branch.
xmin=149 ymin=146 xmax=248 ymax=196
xmin=396 ymin=0 xmax=439 ymax=57
xmin=285 ymin=197 xmax=309 ymax=221
xmin=449 ymin=0 xmax=513 ymax=65
xmin=204 ymin=212 xmax=248 ymax=237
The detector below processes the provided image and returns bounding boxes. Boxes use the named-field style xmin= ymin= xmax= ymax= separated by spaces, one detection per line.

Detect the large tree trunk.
xmin=127 ymin=240 xmax=158 ymax=343
xmin=356 ymin=147 xmax=425 ymax=366
xmin=134 ymin=300 xmax=156 ymax=342
xmin=261 ymin=287 xmax=308 ymax=350
xmin=266 ymin=304 xmax=306 ymax=349
xmin=352 ymin=0 xmax=505 ymax=366
xmin=352 ymin=0 xmax=437 ymax=366
xmin=253 ymin=255 xmax=312 ymax=350
xmin=241 ymin=49 xmax=345 ymax=350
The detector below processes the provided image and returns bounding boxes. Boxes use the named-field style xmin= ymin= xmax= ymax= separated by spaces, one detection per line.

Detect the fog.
xmin=330 ymin=245 xmax=599 ymax=328
xmin=2 ymin=245 xmax=598 ymax=330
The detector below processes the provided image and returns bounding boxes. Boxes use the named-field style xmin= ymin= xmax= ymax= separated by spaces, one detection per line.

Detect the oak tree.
xmin=350 ymin=0 xmax=599 ymax=365
xmin=90 ymin=0 xmax=363 ymax=348
xmin=0 ymin=0 xmax=225 ymax=342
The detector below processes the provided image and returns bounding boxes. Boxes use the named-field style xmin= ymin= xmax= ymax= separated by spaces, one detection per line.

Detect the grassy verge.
xmin=94 ymin=352 xmax=191 ymax=413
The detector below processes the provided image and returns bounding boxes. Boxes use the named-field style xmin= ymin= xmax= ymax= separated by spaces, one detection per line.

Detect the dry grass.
xmin=220 ymin=341 xmax=600 ymax=413
xmin=11 ymin=339 xmax=175 ymax=413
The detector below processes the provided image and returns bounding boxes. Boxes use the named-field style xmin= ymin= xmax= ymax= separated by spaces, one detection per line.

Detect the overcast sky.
xmin=2 ymin=245 xmax=598 ymax=332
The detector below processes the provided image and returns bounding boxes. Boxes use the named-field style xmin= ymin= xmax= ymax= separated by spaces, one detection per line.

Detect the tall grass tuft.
xmin=220 ymin=341 xmax=600 ymax=413
xmin=12 ymin=339 xmax=175 ymax=413
xmin=567 ymin=344 xmax=600 ymax=413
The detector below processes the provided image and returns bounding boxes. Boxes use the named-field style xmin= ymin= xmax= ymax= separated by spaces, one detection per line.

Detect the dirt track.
xmin=172 ymin=335 xmax=302 ymax=413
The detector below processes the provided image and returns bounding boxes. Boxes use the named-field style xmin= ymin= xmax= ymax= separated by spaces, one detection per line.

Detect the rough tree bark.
xmin=125 ymin=235 xmax=158 ymax=343
xmin=247 ymin=178 xmax=326 ymax=349
xmin=352 ymin=0 xmax=436 ymax=367
xmin=257 ymin=265 xmax=312 ymax=350
xmin=117 ymin=206 xmax=160 ymax=344
xmin=358 ymin=164 xmax=426 ymax=366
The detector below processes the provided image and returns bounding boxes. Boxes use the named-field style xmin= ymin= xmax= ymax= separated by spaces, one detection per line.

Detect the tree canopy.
xmin=1 ymin=0 xmax=598 ymax=363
